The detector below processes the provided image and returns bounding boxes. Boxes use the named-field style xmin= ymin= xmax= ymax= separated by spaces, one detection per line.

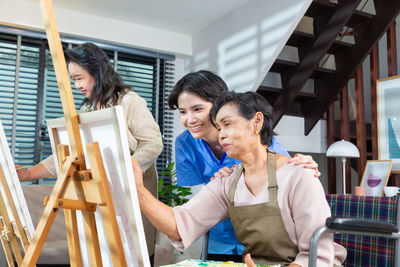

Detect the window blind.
xmin=156 ymin=60 xmax=175 ymax=182
xmin=116 ymin=52 xmax=157 ymax=113
xmin=13 ymin=44 xmax=41 ymax=165
xmin=0 ymin=39 xmax=41 ymax=166
xmin=0 ymin=41 xmax=17 ymax=145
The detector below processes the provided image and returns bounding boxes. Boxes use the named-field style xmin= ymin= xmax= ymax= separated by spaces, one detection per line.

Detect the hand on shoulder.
xmin=287 ymin=153 xmax=321 ymax=178
xmin=210 ymin=165 xmax=237 ymax=181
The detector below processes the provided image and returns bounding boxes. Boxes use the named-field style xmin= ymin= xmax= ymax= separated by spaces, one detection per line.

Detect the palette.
xmin=161 ymin=259 xmax=280 ymax=267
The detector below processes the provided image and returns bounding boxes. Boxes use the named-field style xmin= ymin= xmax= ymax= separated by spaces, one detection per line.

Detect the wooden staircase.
xmin=257 ymin=0 xmax=400 ymax=135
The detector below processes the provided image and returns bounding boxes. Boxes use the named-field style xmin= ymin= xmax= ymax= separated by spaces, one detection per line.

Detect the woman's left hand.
xmin=287 ymin=154 xmax=321 ymax=178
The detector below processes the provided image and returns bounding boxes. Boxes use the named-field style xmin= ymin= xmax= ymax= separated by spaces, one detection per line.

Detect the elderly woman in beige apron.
xmin=133 ymin=91 xmax=346 ymax=266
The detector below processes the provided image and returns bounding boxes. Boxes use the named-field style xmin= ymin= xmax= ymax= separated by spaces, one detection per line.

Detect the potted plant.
xmin=158 ymin=162 xmax=192 ymax=206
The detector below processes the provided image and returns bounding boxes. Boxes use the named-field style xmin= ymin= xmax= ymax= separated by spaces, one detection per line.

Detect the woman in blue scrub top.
xmin=168 ymin=70 xmax=320 ymax=259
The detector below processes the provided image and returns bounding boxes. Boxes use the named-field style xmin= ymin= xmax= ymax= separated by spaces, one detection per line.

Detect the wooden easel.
xmin=17 ymin=0 xmax=128 ymax=266
xmin=0 ymin=165 xmax=31 ymax=266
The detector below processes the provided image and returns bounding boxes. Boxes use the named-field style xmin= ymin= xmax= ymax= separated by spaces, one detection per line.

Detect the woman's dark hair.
xmin=64 ymin=43 xmax=130 ymax=108
xmin=210 ymin=91 xmax=276 ymax=146
xmin=168 ymin=70 xmax=228 ymax=109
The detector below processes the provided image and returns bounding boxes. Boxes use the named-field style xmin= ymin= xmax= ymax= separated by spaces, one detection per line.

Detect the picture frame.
xmin=377 ymin=75 xmax=400 ymax=173
xmin=360 ymin=160 xmax=393 ymax=196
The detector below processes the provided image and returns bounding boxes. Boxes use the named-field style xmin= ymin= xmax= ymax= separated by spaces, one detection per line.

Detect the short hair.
xmin=210 ymin=91 xmax=276 ymax=146
xmin=168 ymin=70 xmax=228 ymax=109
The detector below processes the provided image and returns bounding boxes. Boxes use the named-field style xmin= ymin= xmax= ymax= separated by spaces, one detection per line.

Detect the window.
xmin=0 ymin=37 xmax=42 ymax=167
xmin=156 ymin=60 xmax=175 ymax=184
xmin=0 ymin=26 xmax=175 ymax=183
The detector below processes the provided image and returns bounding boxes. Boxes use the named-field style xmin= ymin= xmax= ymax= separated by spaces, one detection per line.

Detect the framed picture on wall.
xmin=377 ymin=75 xmax=400 ymax=173
xmin=360 ymin=160 xmax=392 ymax=196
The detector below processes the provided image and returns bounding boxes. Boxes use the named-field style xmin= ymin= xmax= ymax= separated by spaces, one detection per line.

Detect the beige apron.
xmin=228 ymin=150 xmax=298 ymax=266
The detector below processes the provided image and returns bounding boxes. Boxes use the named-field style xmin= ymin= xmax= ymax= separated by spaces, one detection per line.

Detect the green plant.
xmin=158 ymin=162 xmax=192 ymax=206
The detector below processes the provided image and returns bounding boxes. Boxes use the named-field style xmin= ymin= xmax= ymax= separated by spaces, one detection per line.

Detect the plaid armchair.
xmin=312 ymin=194 xmax=400 ymax=267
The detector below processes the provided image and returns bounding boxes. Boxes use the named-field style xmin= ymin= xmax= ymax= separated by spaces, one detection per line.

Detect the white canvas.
xmin=0 ymin=119 xmax=35 ymax=241
xmin=47 ymin=106 xmax=149 ymax=267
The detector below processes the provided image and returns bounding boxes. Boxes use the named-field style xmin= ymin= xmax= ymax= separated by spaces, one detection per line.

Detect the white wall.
xmin=274 ymin=115 xmax=327 ymax=153
xmin=188 ymin=0 xmax=312 ymax=92
xmin=1 ymin=0 xmax=192 ymax=56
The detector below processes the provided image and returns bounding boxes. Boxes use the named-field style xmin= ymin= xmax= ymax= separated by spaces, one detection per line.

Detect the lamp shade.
xmin=326 ymin=140 xmax=360 ymax=158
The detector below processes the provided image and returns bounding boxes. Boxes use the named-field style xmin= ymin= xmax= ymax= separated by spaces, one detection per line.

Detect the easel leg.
xmin=0 ymin=186 xmax=23 ymax=265
xmin=64 ymin=210 xmax=83 ymax=267
xmin=21 ymin=157 xmax=77 ymax=267
xmin=58 ymin=144 xmax=102 ymax=267
xmin=82 ymin=210 xmax=103 ymax=266
xmin=20 ymin=192 xmax=59 ymax=267
xmin=0 ymin=166 xmax=30 ymax=251
xmin=9 ymin=237 xmax=23 ymax=264
xmin=0 ymin=236 xmax=15 ymax=267
xmin=57 ymin=144 xmax=83 ymax=267
xmin=86 ymin=142 xmax=127 ymax=266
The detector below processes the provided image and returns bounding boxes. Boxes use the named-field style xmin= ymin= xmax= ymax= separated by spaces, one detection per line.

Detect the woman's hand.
xmin=15 ymin=163 xmax=52 ymax=182
xmin=244 ymin=253 xmax=256 ymax=267
xmin=211 ymin=165 xmax=236 ymax=181
xmin=131 ymin=158 xmax=144 ymax=189
xmin=287 ymin=154 xmax=321 ymax=178
xmin=15 ymin=164 xmax=32 ymax=181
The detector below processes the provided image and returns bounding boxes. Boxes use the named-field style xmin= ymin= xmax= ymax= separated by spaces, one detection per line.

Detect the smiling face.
xmin=68 ymin=62 xmax=96 ymax=99
xmin=177 ymin=91 xmax=214 ymax=139
xmin=215 ymin=103 xmax=259 ymax=159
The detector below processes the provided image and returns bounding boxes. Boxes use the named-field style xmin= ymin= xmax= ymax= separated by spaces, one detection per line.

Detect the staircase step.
xmin=257 ymin=98 xmax=303 ymax=117
xmin=257 ymin=86 xmax=315 ymax=117
xmin=329 ymin=39 xmax=353 ymax=54
xmin=348 ymin=11 xmax=374 ymax=28
xmin=287 ymin=31 xmax=314 ymax=47
xmin=287 ymin=31 xmax=353 ymax=54
xmin=258 ymin=86 xmax=316 ymax=99
xmin=306 ymin=0 xmax=335 ymax=17
xmin=271 ymin=59 xmax=335 ymax=79
xmin=307 ymin=0 xmax=374 ymax=21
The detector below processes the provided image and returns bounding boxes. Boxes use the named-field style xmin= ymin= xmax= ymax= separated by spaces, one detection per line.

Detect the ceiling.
xmin=52 ymin=0 xmax=254 ymax=35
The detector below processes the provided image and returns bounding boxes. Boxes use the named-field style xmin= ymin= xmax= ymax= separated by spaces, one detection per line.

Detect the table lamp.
xmin=326 ymin=140 xmax=360 ymax=194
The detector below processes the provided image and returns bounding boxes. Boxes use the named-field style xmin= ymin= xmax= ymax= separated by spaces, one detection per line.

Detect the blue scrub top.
xmin=174 ymin=130 xmax=290 ymax=254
